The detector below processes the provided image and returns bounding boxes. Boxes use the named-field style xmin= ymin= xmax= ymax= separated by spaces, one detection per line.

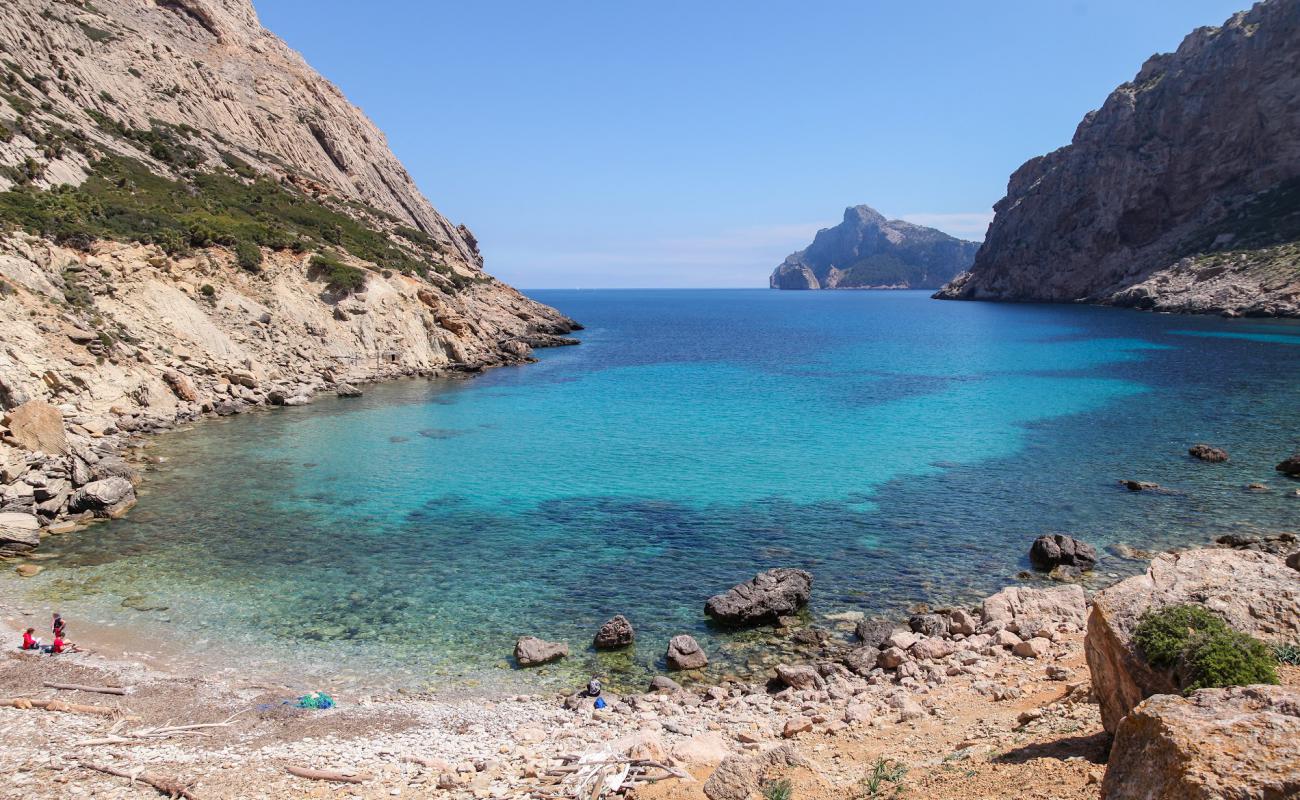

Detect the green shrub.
xmin=1133 ymin=605 xmax=1228 ymax=668
xmin=761 ymin=779 xmax=793 ymax=800
xmin=1276 ymin=643 xmax=1300 ymax=666
xmin=1134 ymin=604 xmax=1279 ymax=693
xmin=199 ymin=283 xmax=215 ymax=297
xmin=1181 ymin=628 xmax=1278 ymax=692
xmin=309 ymin=252 xmax=366 ymax=294
xmin=234 ymin=240 xmax=262 ymax=273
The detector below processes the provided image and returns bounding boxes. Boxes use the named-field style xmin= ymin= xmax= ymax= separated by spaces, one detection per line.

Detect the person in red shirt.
xmin=20 ymin=628 xmax=39 ymax=650
xmin=49 ymin=634 xmax=64 ymax=654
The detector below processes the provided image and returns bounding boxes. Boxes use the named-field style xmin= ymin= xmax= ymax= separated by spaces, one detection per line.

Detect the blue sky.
xmin=256 ymin=1 xmax=1249 ymax=288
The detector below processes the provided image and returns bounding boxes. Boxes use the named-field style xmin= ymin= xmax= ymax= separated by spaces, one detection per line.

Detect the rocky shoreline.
xmin=2 ymin=541 xmax=1296 ymax=799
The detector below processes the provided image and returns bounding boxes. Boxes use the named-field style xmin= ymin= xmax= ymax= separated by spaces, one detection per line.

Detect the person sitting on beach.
xmin=42 ymin=633 xmax=66 ymax=655
xmin=585 ymin=677 xmax=602 ymax=698
xmin=20 ymin=628 xmax=40 ymax=651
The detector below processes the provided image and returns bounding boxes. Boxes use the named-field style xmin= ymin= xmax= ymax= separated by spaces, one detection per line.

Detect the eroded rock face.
xmin=0 ymin=511 xmax=40 ymax=552
xmin=705 ymin=568 xmax=812 ymax=626
xmin=702 ymin=744 xmax=809 ymax=800
xmin=513 ymin=636 xmax=568 ymax=667
xmin=593 ymin=615 xmax=635 ymax=650
xmin=1102 ymin=685 xmax=1300 ymax=800
xmin=1085 ymin=549 xmax=1300 ymax=733
xmin=771 ymin=206 xmax=979 ymax=290
xmin=936 ymin=1 xmax=1300 ymax=317
xmin=3 ymin=400 xmax=68 ymax=455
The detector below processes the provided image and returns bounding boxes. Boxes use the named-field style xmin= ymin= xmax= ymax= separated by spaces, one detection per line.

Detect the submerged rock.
xmin=512 ymin=636 xmax=568 ymax=667
xmin=335 ymin=383 xmax=363 ymax=398
xmin=704 ymin=568 xmax=812 ymax=626
xmin=666 ymin=634 xmax=708 ymax=671
xmin=1188 ymin=443 xmax=1229 ymax=463
xmin=1277 ymin=452 xmax=1300 ymax=477
xmin=1103 ymin=685 xmax=1300 ymax=800
xmin=1119 ymin=479 xmax=1162 ymax=492
xmin=1084 ymin=549 xmax=1300 ymax=733
xmin=593 ymin=615 xmax=635 ymax=650
xmin=1028 ymin=534 xmax=1098 ymax=572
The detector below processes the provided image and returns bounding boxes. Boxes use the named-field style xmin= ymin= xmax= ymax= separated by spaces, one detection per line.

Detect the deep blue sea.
xmin=10 ymin=290 xmax=1300 ymax=691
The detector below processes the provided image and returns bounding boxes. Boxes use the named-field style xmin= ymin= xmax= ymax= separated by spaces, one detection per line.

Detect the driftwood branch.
xmin=78 ymin=760 xmax=200 ymax=800
xmin=0 ymin=698 xmax=126 ymax=717
xmin=76 ymin=713 xmax=243 ymax=747
xmin=285 ymin=766 xmax=371 ymax=783
xmin=44 ymin=681 xmax=128 ymax=696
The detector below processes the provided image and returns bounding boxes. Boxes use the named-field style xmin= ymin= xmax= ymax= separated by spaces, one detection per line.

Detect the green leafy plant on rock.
xmin=857 ymin=757 xmax=907 ymax=799
xmin=1133 ymin=604 xmax=1278 ymax=693
xmin=761 ymin=778 xmax=793 ymax=800
xmin=1275 ymin=643 xmax=1300 ymax=666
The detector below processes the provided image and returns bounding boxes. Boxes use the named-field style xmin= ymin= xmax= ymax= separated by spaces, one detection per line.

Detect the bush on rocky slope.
xmin=1133 ymin=604 xmax=1278 ymax=693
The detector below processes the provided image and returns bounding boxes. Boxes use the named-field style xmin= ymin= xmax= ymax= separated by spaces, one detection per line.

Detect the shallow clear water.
xmin=10 ymin=290 xmax=1300 ymax=692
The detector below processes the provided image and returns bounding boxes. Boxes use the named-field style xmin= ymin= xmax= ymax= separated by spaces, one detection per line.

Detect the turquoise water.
xmin=12 ymin=290 xmax=1300 ymax=691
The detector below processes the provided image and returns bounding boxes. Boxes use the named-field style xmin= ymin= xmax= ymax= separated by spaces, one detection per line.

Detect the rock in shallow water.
xmin=666 ymin=634 xmax=708 ymax=670
xmin=1029 ymin=533 xmax=1098 ymax=572
xmin=1188 ymin=443 xmax=1229 ymax=463
xmin=1103 ymin=685 xmax=1300 ymax=800
xmin=593 ymin=614 xmax=635 ymax=650
xmin=704 ymin=567 xmax=812 ymax=626
xmin=513 ymin=636 xmax=568 ymax=667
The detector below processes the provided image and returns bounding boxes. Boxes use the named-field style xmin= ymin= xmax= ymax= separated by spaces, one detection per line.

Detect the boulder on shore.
xmin=1187 ymin=443 xmax=1229 ymax=463
xmin=1085 ymin=548 xmax=1300 ymax=733
xmin=335 ymin=382 xmax=363 ymax=398
xmin=704 ymin=568 xmax=812 ymax=626
xmin=980 ymin=584 xmax=1086 ymax=632
xmin=666 ymin=634 xmax=708 ymax=671
xmin=593 ymin=614 xmax=635 ymax=650
xmin=513 ymin=636 xmax=569 ymax=667
xmin=854 ymin=618 xmax=895 ymax=650
xmin=1102 ymin=685 xmax=1300 ymax=800
xmin=1029 ymin=534 xmax=1098 ymax=572
xmin=68 ymin=476 xmax=136 ymax=518
xmin=2 ymin=400 xmax=68 ymax=455
xmin=0 ymin=512 xmax=41 ymax=553
xmin=703 ymin=744 xmax=808 ymax=800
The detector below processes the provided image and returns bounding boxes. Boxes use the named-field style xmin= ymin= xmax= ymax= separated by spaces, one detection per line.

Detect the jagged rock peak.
xmin=936 ymin=0 xmax=1300 ymax=317
xmin=770 ymin=205 xmax=979 ymax=290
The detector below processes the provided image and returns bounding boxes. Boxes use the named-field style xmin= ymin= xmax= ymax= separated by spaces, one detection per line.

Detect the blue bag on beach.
xmin=296 ymin=691 xmax=335 ymax=709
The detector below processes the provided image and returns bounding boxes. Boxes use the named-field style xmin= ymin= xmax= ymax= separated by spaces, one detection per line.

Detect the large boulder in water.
xmin=704 ymin=568 xmax=812 ymax=626
xmin=854 ymin=618 xmax=895 ymax=650
xmin=1278 ymin=452 xmax=1300 ymax=478
xmin=513 ymin=636 xmax=568 ymax=667
xmin=1188 ymin=443 xmax=1229 ymax=463
xmin=666 ymin=634 xmax=708 ymax=670
xmin=2 ymin=400 xmax=67 ymax=455
xmin=1085 ymin=549 xmax=1300 ymax=733
xmin=0 ymin=512 xmax=40 ymax=553
xmin=1029 ymin=534 xmax=1098 ymax=572
xmin=593 ymin=614 xmax=635 ymax=650
xmin=1102 ymin=685 xmax=1300 ymax=800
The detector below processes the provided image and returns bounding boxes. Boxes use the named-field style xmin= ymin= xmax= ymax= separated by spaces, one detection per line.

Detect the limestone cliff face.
xmin=770 ymin=206 xmax=978 ymax=290
xmin=0 ymin=0 xmax=580 ymax=533
xmin=936 ymin=0 xmax=1300 ymax=316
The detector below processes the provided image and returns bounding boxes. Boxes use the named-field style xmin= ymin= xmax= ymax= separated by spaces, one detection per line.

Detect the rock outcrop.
xmin=936 ymin=0 xmax=1300 ymax=317
xmin=1278 ymin=452 xmax=1300 ymax=478
xmin=705 ymin=568 xmax=813 ymax=626
xmin=1102 ymin=685 xmax=1300 ymax=800
xmin=1085 ymin=549 xmax=1300 ymax=733
xmin=0 ymin=0 xmax=580 ymax=536
xmin=1187 ymin=444 xmax=1229 ymax=463
xmin=770 ymin=206 xmax=978 ymax=290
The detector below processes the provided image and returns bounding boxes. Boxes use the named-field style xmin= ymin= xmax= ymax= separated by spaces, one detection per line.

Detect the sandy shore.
xmin=0 ymin=588 xmax=1123 ymax=800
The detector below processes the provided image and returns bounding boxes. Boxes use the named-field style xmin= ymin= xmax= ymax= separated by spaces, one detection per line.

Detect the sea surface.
xmin=8 ymin=290 xmax=1300 ymax=692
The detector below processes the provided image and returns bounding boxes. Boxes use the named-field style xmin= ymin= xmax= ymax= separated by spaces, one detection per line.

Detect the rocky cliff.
xmin=770 ymin=206 xmax=979 ymax=290
xmin=935 ymin=0 xmax=1300 ymax=316
xmin=0 ymin=0 xmax=578 ymax=535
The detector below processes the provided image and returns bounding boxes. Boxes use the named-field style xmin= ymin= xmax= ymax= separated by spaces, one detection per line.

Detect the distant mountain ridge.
xmin=770 ymin=206 xmax=980 ymax=290
xmin=936 ymin=0 xmax=1300 ymax=317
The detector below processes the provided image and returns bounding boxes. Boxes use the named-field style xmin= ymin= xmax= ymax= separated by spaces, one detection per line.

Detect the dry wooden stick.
xmin=0 ymin=698 xmax=123 ymax=717
xmin=285 ymin=765 xmax=371 ymax=783
xmin=44 ymin=681 xmax=128 ymax=695
xmin=76 ymin=714 xmax=243 ymax=747
xmin=78 ymin=760 xmax=200 ymax=800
